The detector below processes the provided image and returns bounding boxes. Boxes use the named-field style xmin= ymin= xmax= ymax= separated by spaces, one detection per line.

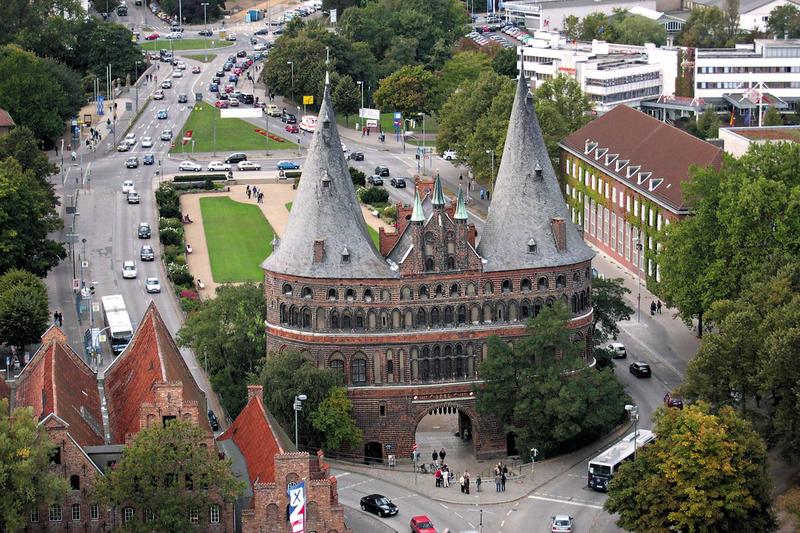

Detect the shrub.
xmin=172 ymin=173 xmax=227 ymax=183
xmin=160 ymin=217 xmax=182 ymax=230
xmin=180 ymin=297 xmax=203 ymax=313
xmin=383 ymin=204 xmax=398 ymax=223
xmin=163 ymin=244 xmax=180 ymax=263
xmin=359 ymin=187 xmax=389 ymax=205
xmin=155 ymin=183 xmax=181 ymax=218
xmin=167 ymin=263 xmax=193 ymax=286
xmin=349 ymin=167 xmax=366 ymax=187
xmin=160 ymin=227 xmax=184 ymax=246
xmin=204 ymin=178 xmax=214 ymax=190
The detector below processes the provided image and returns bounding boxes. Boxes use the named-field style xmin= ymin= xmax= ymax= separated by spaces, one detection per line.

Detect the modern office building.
xmin=501 ymin=0 xmax=657 ymax=31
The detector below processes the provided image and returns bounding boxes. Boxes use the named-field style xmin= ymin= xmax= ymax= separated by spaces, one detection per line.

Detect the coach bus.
xmin=587 ymin=429 xmax=654 ymax=492
xmin=101 ymin=294 xmax=134 ymax=355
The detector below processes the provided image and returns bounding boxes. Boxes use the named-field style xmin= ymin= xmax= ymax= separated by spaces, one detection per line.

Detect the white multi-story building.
xmin=518 ymin=36 xmax=679 ymax=113
xmin=694 ymin=39 xmax=800 ymax=111
xmin=501 ymin=0 xmax=657 ymax=31
xmin=686 ymin=0 xmax=800 ymax=32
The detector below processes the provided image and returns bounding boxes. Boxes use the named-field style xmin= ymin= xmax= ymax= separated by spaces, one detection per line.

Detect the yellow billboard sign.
xmin=303 ymin=95 xmax=314 ymax=105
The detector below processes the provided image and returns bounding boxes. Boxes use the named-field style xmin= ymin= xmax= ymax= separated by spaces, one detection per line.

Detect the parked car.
xmin=138 ymin=222 xmax=151 ymax=238
xmin=629 ymin=361 xmax=652 ymax=378
xmin=179 ymin=160 xmax=202 ymax=172
xmin=198 ymin=29 xmax=212 ymax=36
xmin=348 ymin=151 xmax=364 ymax=161
xmin=214 ymin=100 xmax=229 ymax=109
xmin=225 ymin=152 xmax=247 ymax=164
xmin=143 ymin=154 xmax=155 ymax=165
xmin=207 ymin=161 xmax=232 ymax=171
xmin=390 ymin=177 xmax=406 ymax=188
xmin=160 ymin=129 xmax=173 ymax=141
xmin=207 ymin=410 xmax=220 ymax=431
xmin=277 ymin=160 xmax=300 ymax=170
xmin=410 ymin=515 xmax=436 ymax=533
xmin=606 ymin=342 xmax=627 ymax=359
xmin=374 ymin=165 xmax=390 ymax=177
xmin=664 ymin=392 xmax=684 ymax=409
xmin=360 ymin=494 xmax=398 ymax=518
xmin=141 ymin=136 xmax=153 ymax=148
xmin=368 ymin=175 xmax=383 ymax=186
xmin=140 ymin=244 xmax=155 ymax=261
xmin=285 ymin=124 xmax=299 ymax=133
xmin=238 ymin=161 xmax=261 ymax=171
xmin=441 ymin=149 xmax=457 ymax=160
xmin=145 ymin=277 xmax=161 ymax=293
xmin=550 ymin=515 xmax=574 ymax=533
xmin=122 ymin=180 xmax=135 ymax=193
xmin=122 ymin=260 xmax=137 ymax=279
xmin=127 ymin=191 xmax=140 ymax=204
xmin=125 ymin=157 xmax=139 ymax=169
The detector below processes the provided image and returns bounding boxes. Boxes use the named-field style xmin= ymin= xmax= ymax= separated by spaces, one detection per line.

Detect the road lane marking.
xmin=438 ymin=503 xmax=449 ymax=509
xmin=528 ymin=495 xmax=603 ymax=509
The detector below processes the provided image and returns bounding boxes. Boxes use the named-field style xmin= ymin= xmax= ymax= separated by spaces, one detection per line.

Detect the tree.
xmin=0 ymin=125 xmax=59 ymax=210
xmin=433 ymin=51 xmax=491 ymax=111
xmin=258 ymin=351 xmax=342 ymax=449
xmin=93 ymin=420 xmax=245 ymax=531
xmin=606 ymin=403 xmax=776 ymax=533
xmin=332 ymin=74 xmax=360 ymax=126
xmin=564 ymin=15 xmax=581 ymax=41
xmin=580 ymin=12 xmax=608 ymax=41
xmin=694 ymin=106 xmax=721 ymax=139
xmin=310 ymin=387 xmax=363 ymax=450
xmin=608 ymin=13 xmax=666 ymax=45
xmin=373 ymin=64 xmax=437 ymax=117
xmin=177 ymin=283 xmax=266 ymax=418
xmin=723 ymin=0 xmax=741 ymax=41
xmin=763 ymin=106 xmax=783 ymax=126
xmin=349 ymin=166 xmax=366 ymax=187
xmin=591 ymin=277 xmax=633 ymax=346
xmin=477 ymin=305 xmax=629 ymax=456
xmin=88 ymin=22 xmax=142 ymax=85
xmin=534 ymin=74 xmax=593 ymax=164
xmin=0 ymin=158 xmax=66 ymax=276
xmin=0 ymin=269 xmax=49 ymax=349
xmin=679 ymin=7 xmax=730 ymax=48
xmin=0 ymin=400 xmax=68 ymax=531
xmin=491 ymin=46 xmax=517 ymax=77
xmin=767 ymin=4 xmax=800 ymax=37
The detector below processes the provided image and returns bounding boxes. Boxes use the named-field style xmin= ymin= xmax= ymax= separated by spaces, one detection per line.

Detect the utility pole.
xmin=201 ymin=3 xmax=209 ymax=61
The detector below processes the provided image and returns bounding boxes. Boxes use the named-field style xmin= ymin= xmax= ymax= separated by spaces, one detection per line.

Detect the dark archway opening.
xmin=506 ymin=432 xmax=518 ymax=456
xmin=364 ymin=441 xmax=383 ymax=464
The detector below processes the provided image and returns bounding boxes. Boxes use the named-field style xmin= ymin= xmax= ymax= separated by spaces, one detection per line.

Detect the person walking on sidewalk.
xmin=650 ymin=300 xmax=657 ymax=316
xmin=476 ymin=474 xmax=481 ymax=492
xmin=439 ymin=448 xmax=446 ymax=464
xmin=442 ymin=465 xmax=450 ymax=487
xmin=657 ymin=300 xmax=662 ymax=314
xmin=432 ymin=450 xmax=438 ymax=467
xmin=459 ymin=474 xmax=465 ymax=493
xmin=434 ymin=468 xmax=442 ymax=487
xmin=501 ymin=469 xmax=507 ymax=491
xmin=494 ymin=472 xmax=501 ymax=492
xmin=464 ymin=471 xmax=470 ymax=494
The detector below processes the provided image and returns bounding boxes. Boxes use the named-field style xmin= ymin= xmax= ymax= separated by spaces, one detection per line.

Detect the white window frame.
xmin=49 ymin=505 xmax=63 ymax=522
xmin=30 ymin=509 xmax=40 ymax=523
xmin=612 ymin=186 xmax=616 ymax=204
xmin=91 ymin=504 xmax=100 ymax=521
xmin=124 ymin=507 xmax=134 ymax=523
xmin=210 ymin=505 xmax=220 ymax=524
xmin=72 ymin=504 xmax=81 ymax=522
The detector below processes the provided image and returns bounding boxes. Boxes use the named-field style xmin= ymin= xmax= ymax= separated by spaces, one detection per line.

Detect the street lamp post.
xmin=634 ymin=237 xmax=643 ymax=322
xmin=134 ymin=60 xmax=141 ymax=114
xmin=287 ymin=61 xmax=294 ymax=105
xmin=625 ymin=404 xmax=640 ymax=457
xmin=485 ymin=149 xmax=495 ymax=197
xmin=530 ymin=447 xmax=538 ymax=476
xmin=201 ymin=3 xmax=209 ymax=61
xmin=293 ymin=394 xmax=307 ymax=449
xmin=357 ymin=80 xmax=364 ymax=111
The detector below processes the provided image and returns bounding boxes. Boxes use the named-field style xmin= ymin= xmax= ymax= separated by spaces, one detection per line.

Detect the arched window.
xmin=444 ymin=307 xmax=454 ymax=324
xmin=533 ymin=300 xmax=543 ymax=317
xmin=301 ymin=286 xmax=313 ymax=299
xmin=302 ymin=308 xmax=311 ymax=328
xmin=435 ymin=284 xmax=444 ymax=297
xmin=342 ymin=313 xmax=352 ymax=329
xmin=419 ymin=285 xmax=429 ymax=299
xmin=417 ymin=308 xmax=426 ymax=326
xmin=447 ymin=256 xmax=455 ymax=269
xmin=401 ymin=287 xmax=413 ymax=300
xmin=457 ymin=305 xmax=466 ymax=324
xmin=456 ymin=357 xmax=464 ymax=377
xmin=433 ymin=359 xmax=441 ymax=379
xmin=421 ymin=359 xmax=430 ymax=380
xmin=355 ymin=311 xmax=365 ymax=329
xmin=538 ymin=276 xmax=549 ymax=290
xmin=330 ymin=310 xmax=339 ymax=329
xmin=282 ymin=283 xmax=292 ymax=295
xmin=70 ymin=475 xmax=80 ymax=490
xmin=573 ymin=272 xmax=581 ymax=284
xmin=556 ymin=275 xmax=567 ymax=288
xmin=327 ymin=288 xmax=338 ymax=301
xmin=466 ymin=283 xmax=477 ymax=296
xmin=351 ymin=358 xmax=367 ymax=384
xmin=502 ymin=280 xmax=512 ymax=293
xmin=572 ymin=294 xmax=578 ymax=313
xmin=483 ymin=281 xmax=493 ymax=294
xmin=430 ymin=308 xmax=440 ymax=325
xmin=289 ymin=306 xmax=299 ymax=326
xmin=521 ymin=278 xmax=531 ymax=292
xmin=443 ymin=358 xmax=452 ymax=377
xmin=364 ymin=288 xmax=373 ymax=302
xmin=450 ymin=283 xmax=459 ymax=297
xmin=387 ymin=359 xmax=394 ymax=374
xmin=330 ymin=358 xmax=344 ymax=373
xmin=280 ymin=304 xmax=288 ymax=324
xmin=345 ymin=288 xmax=355 ymax=301
xmin=425 ymin=257 xmax=435 ymax=271
xmin=546 ymin=296 xmax=555 ymax=307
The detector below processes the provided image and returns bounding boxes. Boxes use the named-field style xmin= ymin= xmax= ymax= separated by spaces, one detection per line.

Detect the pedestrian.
xmin=480 ymin=189 xmax=485 ymax=200
xmin=486 ymin=189 xmax=491 ymax=200
xmin=259 ymin=192 xmax=263 ymax=203
xmin=494 ymin=472 xmax=501 ymax=492
xmin=439 ymin=448 xmax=446 ymax=464
xmin=501 ymin=470 xmax=507 ymax=491
xmin=650 ymin=301 xmax=657 ymax=316
xmin=459 ymin=173 xmax=463 ymax=181
xmin=71 ymin=150 xmax=77 ymax=162
xmin=432 ymin=450 xmax=438 ymax=466
xmin=367 ymin=126 xmax=370 ymax=136
xmin=435 ymin=468 xmax=442 ymax=487
xmin=361 ymin=126 xmax=366 ymax=137
xmin=464 ymin=471 xmax=470 ymax=494
xmin=459 ymin=474 xmax=465 ymax=493
xmin=443 ymin=465 xmax=450 ymax=487
xmin=246 ymin=185 xmax=251 ymax=199
xmin=476 ymin=474 xmax=481 ymax=492
xmin=57 ymin=312 xmax=63 ymax=327
xmin=54 ymin=311 xmax=59 ymax=325
xmin=657 ymin=300 xmax=662 ymax=314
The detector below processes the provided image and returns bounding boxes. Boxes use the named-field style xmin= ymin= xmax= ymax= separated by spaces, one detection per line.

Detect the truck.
xmin=299 ymin=115 xmax=318 ymax=133
xmin=101 ymin=294 xmax=134 ymax=355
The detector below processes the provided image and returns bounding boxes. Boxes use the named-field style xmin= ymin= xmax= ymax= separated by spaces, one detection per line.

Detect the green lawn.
xmin=286 ymin=201 xmax=378 ymax=248
xmin=171 ymin=102 xmax=297 ymax=154
xmin=184 ymin=53 xmax=217 ymax=63
xmin=285 ymin=202 xmax=292 ymax=211
xmin=141 ymin=38 xmax=233 ymax=51
xmin=199 ymin=196 xmax=274 ymax=282
xmin=336 ymin=112 xmax=439 ymax=134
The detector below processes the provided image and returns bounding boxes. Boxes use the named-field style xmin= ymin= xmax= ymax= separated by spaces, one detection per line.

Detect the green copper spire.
xmin=454 ymin=186 xmax=468 ymax=221
xmin=432 ymin=174 xmax=446 ymax=207
xmin=410 ymin=187 xmax=425 ymax=223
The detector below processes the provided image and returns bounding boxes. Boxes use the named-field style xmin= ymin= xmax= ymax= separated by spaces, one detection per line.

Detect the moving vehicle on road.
xmin=266 ymin=104 xmax=281 ymax=116
xmin=588 ymin=429 xmax=655 ymax=491
xmin=124 ymin=133 xmax=137 ymax=146
xmin=208 ymin=161 xmax=232 ymax=171
xmin=125 ymin=157 xmax=139 ymax=169
xmin=173 ymin=70 xmax=183 ymax=78
xmin=299 ymin=115 xmax=317 ymax=133
xmin=141 ymin=136 xmax=153 ymax=148
xmin=550 ymin=515 xmax=573 ymax=533
xmin=178 ymin=93 xmax=188 ymax=103
xmin=359 ymin=494 xmax=398 ymax=517
xmin=127 ymin=191 xmax=140 ymax=204
xmin=664 ymin=392 xmax=684 ymax=409
xmin=629 ymin=361 xmax=652 ymax=378
xmin=157 ymin=109 xmax=168 ymax=119
xmin=208 ymin=410 xmax=220 ymax=431
xmin=122 ymin=180 xmax=135 ymax=193
xmin=606 ymin=342 xmax=627 ymax=359
xmin=285 ymin=124 xmax=298 ymax=133
xmin=410 ymin=515 xmax=436 ymax=533
xmin=192 ymin=65 xmax=201 ymax=73
xmin=122 ymin=261 xmax=137 ymax=279
xmin=117 ymin=142 xmax=130 ymax=152
xmin=238 ymin=161 xmax=261 ymax=171
xmin=161 ymin=129 xmax=173 ymax=141
xmin=225 ymin=152 xmax=247 ymax=164
xmin=138 ymin=222 xmax=151 ymax=239
xmin=140 ymin=244 xmax=155 ymax=261
xmin=179 ymin=160 xmax=202 ymax=172
xmin=145 ymin=277 xmax=161 ymax=293
xmin=154 ymin=90 xmax=164 ymax=100
xmin=441 ymin=149 xmax=457 ymax=160
xmin=367 ymin=175 xmax=383 ymax=186
xmin=198 ymin=29 xmax=212 ymax=36
xmin=277 ymin=160 xmax=300 ymax=170
xmin=390 ymin=177 xmax=406 ymax=188
xmin=143 ymin=154 xmax=155 ymax=165
xmin=374 ymin=165 xmax=390 ymax=177
xmin=145 ymin=32 xmax=160 ymax=40
xmin=348 ymin=151 xmax=364 ymax=161
xmin=161 ymin=79 xmax=172 ymax=89
xmin=101 ymin=295 xmax=134 ymax=355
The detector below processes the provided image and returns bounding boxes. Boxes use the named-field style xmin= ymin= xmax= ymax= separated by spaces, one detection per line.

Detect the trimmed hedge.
xmin=173 ymin=173 xmax=228 ymax=183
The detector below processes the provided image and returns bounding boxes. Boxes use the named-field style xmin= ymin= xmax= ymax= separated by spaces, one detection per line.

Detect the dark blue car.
xmin=209 ymin=82 xmax=219 ymax=92
xmin=228 ymin=74 xmax=239 ymax=82
xmin=143 ymin=154 xmax=155 ymax=165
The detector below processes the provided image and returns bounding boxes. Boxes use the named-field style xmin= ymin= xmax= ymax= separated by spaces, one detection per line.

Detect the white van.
xmin=299 ymin=115 xmax=317 ymax=133
xmin=266 ymin=104 xmax=281 ymax=117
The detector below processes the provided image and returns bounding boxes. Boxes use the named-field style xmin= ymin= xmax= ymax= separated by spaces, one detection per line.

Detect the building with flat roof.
xmin=685 ymin=0 xmax=800 ymax=31
xmin=718 ymin=125 xmax=800 ymax=157
xmin=501 ymin=0 xmax=657 ymax=31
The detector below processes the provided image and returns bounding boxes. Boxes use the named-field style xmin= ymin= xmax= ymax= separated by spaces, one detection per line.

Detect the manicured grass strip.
xmin=285 ymin=202 xmax=292 ymax=211
xmin=199 ymin=196 xmax=273 ymax=282
xmin=336 ymin=111 xmax=439 ymax=134
xmin=184 ymin=53 xmax=217 ymax=63
xmin=286 ymin=201 xmax=379 ymax=249
xmin=141 ymin=38 xmax=233 ymax=51
xmin=171 ymin=102 xmax=297 ymax=154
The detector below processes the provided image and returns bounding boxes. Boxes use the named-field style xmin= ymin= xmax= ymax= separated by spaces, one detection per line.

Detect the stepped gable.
xmin=262 ymin=74 xmax=395 ymax=279
xmin=477 ymin=75 xmax=594 ymax=271
xmin=14 ymin=326 xmax=103 ymax=446
xmin=104 ymin=302 xmax=210 ymax=444
xmin=217 ymin=385 xmax=293 ymax=485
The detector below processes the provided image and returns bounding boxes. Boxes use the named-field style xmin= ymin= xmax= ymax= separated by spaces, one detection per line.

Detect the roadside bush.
xmin=180 ymin=296 xmax=203 ymax=314
xmin=383 ymin=204 xmax=398 ymax=223
xmin=358 ymin=187 xmax=389 ymax=205
xmin=160 ymin=227 xmax=184 ymax=246
xmin=167 ymin=263 xmax=193 ymax=286
xmin=160 ymin=217 xmax=183 ymax=230
xmin=172 ymin=174 xmax=227 ymax=183
xmin=349 ymin=167 xmax=366 ymax=187
xmin=204 ymin=178 xmax=214 ymax=190
xmin=163 ymin=244 xmax=180 ymax=263
xmin=155 ymin=183 xmax=181 ymax=218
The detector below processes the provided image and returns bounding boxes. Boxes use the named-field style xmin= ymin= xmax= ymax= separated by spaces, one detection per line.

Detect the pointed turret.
xmin=454 ymin=186 xmax=468 ymax=221
xmin=432 ymin=174 xmax=446 ymax=207
xmin=262 ymin=74 xmax=394 ymax=278
xmin=476 ymin=74 xmax=594 ymax=271
xmin=410 ymin=187 xmax=425 ymax=223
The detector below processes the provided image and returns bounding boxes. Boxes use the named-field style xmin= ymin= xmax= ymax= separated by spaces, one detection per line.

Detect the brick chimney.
xmin=247 ymin=384 xmax=263 ymax=402
xmin=551 ymin=218 xmax=567 ymax=252
xmin=312 ymin=239 xmax=325 ymax=263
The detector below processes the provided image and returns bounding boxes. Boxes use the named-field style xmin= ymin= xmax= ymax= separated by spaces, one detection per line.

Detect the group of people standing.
xmin=246 ymin=184 xmax=264 ymax=204
xmin=493 ymin=463 xmax=508 ymax=492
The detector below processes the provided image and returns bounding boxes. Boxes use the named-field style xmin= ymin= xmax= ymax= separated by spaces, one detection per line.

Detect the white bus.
xmin=101 ymin=295 xmax=134 ymax=355
xmin=587 ymin=429 xmax=654 ymax=492
xmin=299 ymin=115 xmax=317 ymax=133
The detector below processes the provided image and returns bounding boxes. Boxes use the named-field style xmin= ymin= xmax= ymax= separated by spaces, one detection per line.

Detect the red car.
xmin=664 ymin=392 xmax=684 ymax=409
xmin=285 ymin=124 xmax=299 ymax=133
xmin=214 ymin=100 xmax=229 ymax=109
xmin=233 ymin=67 xmax=243 ymax=75
xmin=145 ymin=33 xmax=160 ymax=40
xmin=410 ymin=515 xmax=436 ymax=533
xmin=224 ymin=84 xmax=235 ymax=93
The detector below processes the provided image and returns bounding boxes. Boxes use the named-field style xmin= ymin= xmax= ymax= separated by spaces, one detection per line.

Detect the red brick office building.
xmin=262 ymin=74 xmax=596 ymax=460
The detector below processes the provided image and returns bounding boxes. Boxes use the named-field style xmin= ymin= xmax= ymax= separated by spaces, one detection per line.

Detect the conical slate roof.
xmin=476 ymin=75 xmax=594 ymax=271
xmin=410 ymin=187 xmax=425 ymax=222
xmin=262 ymin=76 xmax=395 ymax=279
xmin=454 ymin=186 xmax=468 ymax=220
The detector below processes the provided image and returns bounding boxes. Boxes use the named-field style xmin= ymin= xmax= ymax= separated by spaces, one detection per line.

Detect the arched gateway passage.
xmin=414 ymin=404 xmax=477 ymax=468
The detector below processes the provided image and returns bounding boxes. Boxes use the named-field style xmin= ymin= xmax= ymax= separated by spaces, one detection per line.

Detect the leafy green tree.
xmin=0 ymin=158 xmax=66 ymax=276
xmin=564 ymin=15 xmax=581 ymax=41
xmin=477 ymin=305 xmax=628 ymax=456
xmin=679 ymin=7 xmax=730 ymax=47
xmin=591 ymin=277 xmax=633 ymax=345
xmin=258 ymin=351 xmax=342 ymax=449
xmin=580 ymin=12 xmax=608 ymax=41
xmin=534 ymin=74 xmax=593 ymax=164
xmin=158 ymin=0 xmax=224 ymax=22
xmin=0 ymin=269 xmax=49 ymax=349
xmin=349 ymin=166 xmax=366 ymax=187
xmin=177 ymin=283 xmax=266 ymax=418
xmin=694 ymin=106 xmax=721 ymax=139
xmin=0 ymin=400 xmax=68 ymax=532
xmin=608 ymin=12 xmax=666 ymax=45
xmin=0 ymin=125 xmax=59 ymax=209
xmin=15 ymin=14 xmax=94 ymax=74
xmin=332 ymin=74 xmax=360 ymax=126
xmin=88 ymin=22 xmax=142 ymax=85
xmin=433 ymin=51 xmax=491 ymax=111
xmin=93 ymin=420 xmax=245 ymax=532
xmin=723 ymin=0 xmax=741 ymax=41
xmin=310 ymin=387 xmax=363 ymax=450
xmin=491 ymin=46 xmax=517 ymax=77
xmin=373 ymin=64 xmax=436 ymax=117
xmin=763 ymin=106 xmax=783 ymax=126
xmin=606 ymin=403 xmax=776 ymax=533
xmin=767 ymin=4 xmax=800 ymax=37
xmin=0 ymin=0 xmax=83 ymax=46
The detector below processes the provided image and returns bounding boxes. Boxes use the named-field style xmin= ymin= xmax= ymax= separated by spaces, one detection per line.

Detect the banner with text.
xmin=288 ymin=481 xmax=306 ymax=533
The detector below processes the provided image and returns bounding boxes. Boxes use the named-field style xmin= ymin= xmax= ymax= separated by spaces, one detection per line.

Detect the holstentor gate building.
xmin=262 ymin=73 xmax=595 ymax=460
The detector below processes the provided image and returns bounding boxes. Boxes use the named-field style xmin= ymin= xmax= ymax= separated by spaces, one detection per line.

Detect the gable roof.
xmin=14 ymin=326 xmax=103 ymax=446
xmin=0 ymin=108 xmax=14 ymax=128
xmin=262 ymin=74 xmax=395 ymax=279
xmin=104 ymin=302 xmax=210 ymax=443
xmin=560 ymin=105 xmax=723 ymax=212
xmin=217 ymin=392 xmax=290 ymax=485
xmin=477 ymin=75 xmax=594 ymax=271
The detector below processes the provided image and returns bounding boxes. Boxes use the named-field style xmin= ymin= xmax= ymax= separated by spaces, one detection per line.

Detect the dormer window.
xmin=616 ymin=159 xmax=629 ymax=172
xmin=627 ymin=165 xmax=640 ymax=179
xmin=534 ymin=162 xmax=542 ymax=179
xmin=527 ymin=238 xmax=537 ymax=253
xmin=341 ymin=247 xmax=350 ymax=263
xmin=584 ymin=140 xmax=598 ymax=154
xmin=649 ymin=178 xmax=664 ymax=191
xmin=322 ymin=170 xmax=331 ymax=188
xmin=637 ymin=171 xmax=651 ymax=185
xmin=594 ymin=147 xmax=608 ymax=160
xmin=605 ymin=153 xmax=618 ymax=166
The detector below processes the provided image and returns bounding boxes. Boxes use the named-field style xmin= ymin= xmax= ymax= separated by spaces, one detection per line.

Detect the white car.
xmin=253 ymin=43 xmax=267 ymax=51
xmin=341 ymin=142 xmax=347 ymax=152
xmin=122 ymin=260 xmax=137 ymax=279
xmin=117 ymin=142 xmax=130 ymax=152
xmin=207 ymin=161 xmax=232 ymax=171
xmin=176 ymin=62 xmax=187 ymax=70
xmin=441 ymin=149 xmax=457 ymax=160
xmin=154 ymin=90 xmax=165 ymax=100
xmin=145 ymin=277 xmax=161 ymax=293
xmin=178 ymin=160 xmax=202 ymax=172
xmin=141 ymin=136 xmax=153 ymax=148
xmin=124 ymin=133 xmax=137 ymax=146
xmin=550 ymin=515 xmax=573 ymax=533
xmin=237 ymin=161 xmax=261 ymax=171
xmin=173 ymin=70 xmax=184 ymax=78
xmin=606 ymin=342 xmax=627 ymax=359
xmin=122 ymin=180 xmax=135 ymax=194
xmin=226 ymin=33 xmax=237 ymax=41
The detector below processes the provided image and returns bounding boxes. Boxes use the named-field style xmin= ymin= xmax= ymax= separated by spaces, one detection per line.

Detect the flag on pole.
xmin=729 ymin=110 xmax=735 ymax=127
xmin=288 ymin=481 xmax=306 ymax=533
